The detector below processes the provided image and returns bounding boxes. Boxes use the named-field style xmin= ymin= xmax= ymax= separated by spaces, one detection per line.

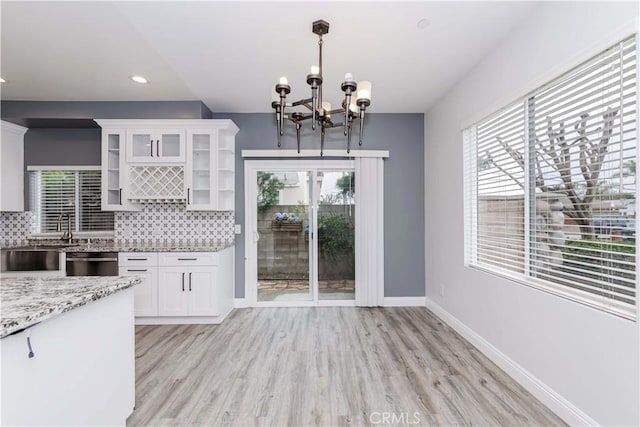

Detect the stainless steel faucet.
xmin=56 ymin=213 xmax=73 ymax=243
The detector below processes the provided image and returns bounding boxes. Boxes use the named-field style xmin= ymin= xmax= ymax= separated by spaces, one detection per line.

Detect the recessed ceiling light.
xmin=129 ymin=75 xmax=148 ymax=84
xmin=417 ymin=18 xmax=431 ymax=29
xmin=0 ymin=78 xmax=6 ymax=83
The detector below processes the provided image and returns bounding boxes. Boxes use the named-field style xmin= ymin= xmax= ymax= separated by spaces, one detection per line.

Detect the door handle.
xmin=150 ymin=139 xmax=154 ymax=157
xmin=181 ymin=272 xmax=185 ymax=291
xmin=189 ymin=272 xmax=192 ymax=291
xmin=156 ymin=140 xmax=160 ymax=157
xmin=119 ymin=188 xmax=123 ymax=205
xmin=187 ymin=188 xmax=191 ymax=204
xmin=127 ymin=269 xmax=148 ymax=272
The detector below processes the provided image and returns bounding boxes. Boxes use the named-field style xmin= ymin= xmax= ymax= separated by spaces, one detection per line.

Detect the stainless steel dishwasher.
xmin=66 ymin=252 xmax=118 ymax=276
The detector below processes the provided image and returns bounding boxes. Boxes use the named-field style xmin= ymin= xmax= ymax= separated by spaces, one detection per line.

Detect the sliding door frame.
xmin=244 ymin=159 xmax=356 ymax=307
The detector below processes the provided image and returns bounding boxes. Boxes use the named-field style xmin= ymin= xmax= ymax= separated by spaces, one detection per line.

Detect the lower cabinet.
xmin=118 ymin=253 xmax=159 ymax=317
xmin=158 ymin=267 xmax=218 ymax=316
xmin=118 ymin=247 xmax=234 ymax=324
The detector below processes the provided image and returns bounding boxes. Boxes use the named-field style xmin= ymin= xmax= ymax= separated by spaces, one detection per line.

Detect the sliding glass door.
xmin=317 ymin=171 xmax=355 ymax=301
xmin=250 ymin=162 xmax=355 ymax=304
xmin=256 ymin=170 xmax=313 ymax=302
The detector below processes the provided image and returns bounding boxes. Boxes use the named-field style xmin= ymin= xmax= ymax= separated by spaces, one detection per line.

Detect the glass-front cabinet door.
xmin=185 ymin=130 xmax=217 ymax=210
xmin=127 ymin=129 xmax=185 ymax=163
xmin=100 ymin=129 xmax=136 ymax=211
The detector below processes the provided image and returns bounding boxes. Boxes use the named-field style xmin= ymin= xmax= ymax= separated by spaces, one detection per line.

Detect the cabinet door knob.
xmin=189 ymin=272 xmax=192 ymax=291
xmin=150 ymin=140 xmax=154 ymax=157
xmin=187 ymin=188 xmax=191 ymax=204
xmin=181 ymin=272 xmax=185 ymax=291
xmin=119 ymin=188 xmax=123 ymax=205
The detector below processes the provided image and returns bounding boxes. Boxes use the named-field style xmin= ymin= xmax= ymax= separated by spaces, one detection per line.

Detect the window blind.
xmin=529 ymin=36 xmax=636 ymax=315
xmin=463 ymin=35 xmax=637 ymax=319
xmin=475 ymin=102 xmax=527 ymax=275
xmin=29 ymin=169 xmax=114 ymax=234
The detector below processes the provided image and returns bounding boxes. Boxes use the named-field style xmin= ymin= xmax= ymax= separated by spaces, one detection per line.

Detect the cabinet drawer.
xmin=158 ymin=252 xmax=217 ymax=266
xmin=118 ymin=252 xmax=158 ymax=267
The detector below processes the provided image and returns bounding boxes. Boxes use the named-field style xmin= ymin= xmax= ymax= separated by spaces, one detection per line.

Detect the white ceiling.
xmin=0 ymin=1 xmax=539 ymax=113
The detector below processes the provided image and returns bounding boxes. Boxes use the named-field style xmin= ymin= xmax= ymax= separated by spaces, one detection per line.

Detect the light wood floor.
xmin=127 ymin=307 xmax=566 ymax=427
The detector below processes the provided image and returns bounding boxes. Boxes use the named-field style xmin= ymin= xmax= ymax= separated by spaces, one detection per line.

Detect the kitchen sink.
xmin=0 ymin=244 xmax=77 ymax=272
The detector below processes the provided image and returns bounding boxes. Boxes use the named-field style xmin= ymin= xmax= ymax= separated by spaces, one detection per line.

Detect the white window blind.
xmin=464 ymin=35 xmax=637 ymax=319
xmin=475 ymin=102 xmax=527 ymax=274
xmin=29 ymin=169 xmax=114 ymax=234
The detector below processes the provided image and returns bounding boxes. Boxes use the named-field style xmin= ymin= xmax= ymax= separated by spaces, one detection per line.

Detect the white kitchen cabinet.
xmin=185 ymin=127 xmax=235 ymax=211
xmin=119 ymin=253 xmax=158 ymax=317
xmin=101 ymin=129 xmax=137 ymax=211
xmin=95 ymin=119 xmax=238 ymax=210
xmin=186 ymin=129 xmax=217 ymax=210
xmin=158 ymin=264 xmax=218 ymax=317
xmin=157 ymin=267 xmax=188 ymax=316
xmin=157 ymin=267 xmax=218 ymax=316
xmin=125 ymin=248 xmax=234 ymax=325
xmin=118 ymin=267 xmax=158 ymax=317
xmin=126 ymin=129 xmax=185 ymax=163
xmin=187 ymin=268 xmax=218 ymax=315
xmin=0 ymin=121 xmax=27 ymax=211
xmin=216 ymin=130 xmax=236 ymax=211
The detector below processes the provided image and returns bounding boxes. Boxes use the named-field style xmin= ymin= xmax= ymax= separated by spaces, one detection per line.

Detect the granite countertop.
xmin=3 ymin=241 xmax=234 ymax=253
xmin=0 ymin=276 xmax=142 ymax=338
xmin=63 ymin=242 xmax=234 ymax=253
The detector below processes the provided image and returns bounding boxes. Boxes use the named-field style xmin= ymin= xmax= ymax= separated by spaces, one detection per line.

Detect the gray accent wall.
xmin=25 ymin=128 xmax=101 ymax=166
xmin=213 ymin=113 xmax=425 ymax=299
xmin=23 ymin=128 xmax=101 ymax=203
xmin=3 ymin=101 xmax=425 ymax=299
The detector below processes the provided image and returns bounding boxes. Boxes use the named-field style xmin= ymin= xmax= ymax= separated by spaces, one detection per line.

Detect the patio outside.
xmin=257 ymin=171 xmax=355 ymax=302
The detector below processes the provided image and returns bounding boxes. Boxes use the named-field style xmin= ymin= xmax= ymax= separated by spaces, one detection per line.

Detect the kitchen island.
xmin=0 ymin=276 xmax=141 ymax=426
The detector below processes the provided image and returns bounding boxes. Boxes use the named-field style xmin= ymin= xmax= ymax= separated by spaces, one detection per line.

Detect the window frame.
xmin=463 ymin=34 xmax=639 ymax=321
xmin=27 ymin=165 xmax=115 ymax=238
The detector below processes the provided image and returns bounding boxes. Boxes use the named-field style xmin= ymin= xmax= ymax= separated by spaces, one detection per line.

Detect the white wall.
xmin=425 ymin=2 xmax=639 ymax=426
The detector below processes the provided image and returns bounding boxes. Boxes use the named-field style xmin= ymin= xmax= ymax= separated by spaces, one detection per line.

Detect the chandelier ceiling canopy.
xmin=272 ymin=20 xmax=372 ymax=156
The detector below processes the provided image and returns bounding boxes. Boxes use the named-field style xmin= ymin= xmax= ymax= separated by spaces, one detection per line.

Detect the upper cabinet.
xmin=127 ymin=129 xmax=185 ymax=163
xmin=186 ymin=129 xmax=217 ymax=211
xmin=101 ymin=129 xmax=137 ymax=211
xmin=0 ymin=121 xmax=27 ymax=212
xmin=185 ymin=129 xmax=235 ymax=211
xmin=95 ymin=119 xmax=238 ymax=212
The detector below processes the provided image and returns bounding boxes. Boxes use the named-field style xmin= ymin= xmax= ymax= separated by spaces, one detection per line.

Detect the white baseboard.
xmin=135 ymin=315 xmax=224 ymax=325
xmin=234 ymin=298 xmax=249 ymax=308
xmin=235 ymin=297 xmax=425 ymax=308
xmin=425 ymin=298 xmax=598 ymax=427
xmin=383 ymin=297 xmax=426 ymax=307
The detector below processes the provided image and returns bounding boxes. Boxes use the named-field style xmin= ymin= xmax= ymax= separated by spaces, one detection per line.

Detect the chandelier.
xmin=272 ymin=19 xmax=372 ymax=155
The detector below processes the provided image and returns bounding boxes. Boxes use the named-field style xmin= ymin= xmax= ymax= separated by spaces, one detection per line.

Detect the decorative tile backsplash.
xmin=114 ymin=203 xmax=234 ymax=246
xmin=0 ymin=211 xmax=33 ymax=247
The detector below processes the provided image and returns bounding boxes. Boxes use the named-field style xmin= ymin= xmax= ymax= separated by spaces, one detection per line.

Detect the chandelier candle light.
xmin=272 ymin=19 xmax=372 ymax=156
